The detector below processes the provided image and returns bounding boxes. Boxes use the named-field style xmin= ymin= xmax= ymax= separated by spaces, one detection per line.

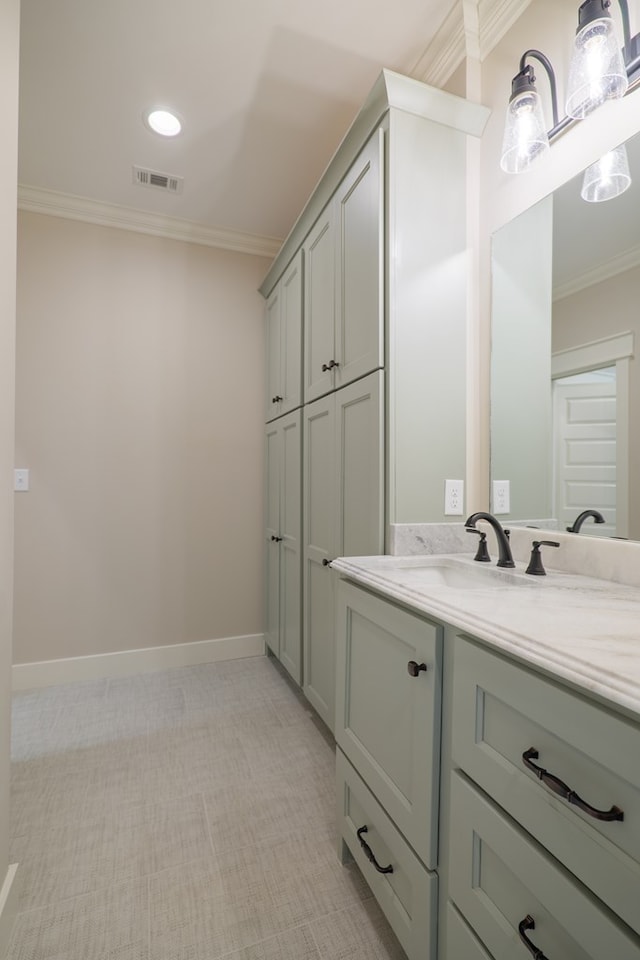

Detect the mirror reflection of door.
xmin=553 ymin=367 xmax=616 ymax=536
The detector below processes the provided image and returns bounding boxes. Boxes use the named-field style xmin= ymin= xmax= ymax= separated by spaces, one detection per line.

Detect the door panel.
xmin=264 ymin=423 xmax=281 ymax=655
xmin=336 ymin=371 xmax=384 ymax=557
xmin=554 ymin=379 xmax=616 ymax=535
xmin=335 ymin=130 xmax=384 ymax=389
xmin=303 ymin=209 xmax=335 ymax=403
xmin=265 ymin=287 xmax=281 ymax=421
xmin=280 ymin=250 xmax=303 ymax=416
xmin=303 ymin=395 xmax=336 ymax=728
xmin=279 ymin=412 xmax=301 ymax=683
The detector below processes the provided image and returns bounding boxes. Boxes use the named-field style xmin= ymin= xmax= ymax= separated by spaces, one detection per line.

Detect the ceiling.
xmin=18 ymin=0 xmax=458 ymax=249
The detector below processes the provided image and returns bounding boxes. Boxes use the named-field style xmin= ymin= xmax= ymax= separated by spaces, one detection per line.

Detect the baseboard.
xmin=0 ymin=864 xmax=18 ymax=959
xmin=12 ymin=633 xmax=265 ymax=690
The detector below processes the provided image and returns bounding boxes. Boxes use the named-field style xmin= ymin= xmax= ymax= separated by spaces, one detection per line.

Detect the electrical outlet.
xmin=493 ymin=479 xmax=510 ymax=515
xmin=444 ymin=479 xmax=464 ymax=516
xmin=14 ymin=468 xmax=30 ymax=492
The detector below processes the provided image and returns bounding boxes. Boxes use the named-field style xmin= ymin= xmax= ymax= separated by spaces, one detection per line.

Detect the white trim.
xmin=17 ymin=185 xmax=282 ymax=259
xmin=551 ymin=331 xmax=634 ymax=378
xmin=0 ymin=864 xmax=19 ymax=960
xmin=411 ymin=3 xmax=466 ymax=89
xmin=479 ymin=0 xmax=535 ymax=60
xmin=12 ymin=633 xmax=265 ymax=691
xmin=553 ymin=243 xmax=640 ymax=302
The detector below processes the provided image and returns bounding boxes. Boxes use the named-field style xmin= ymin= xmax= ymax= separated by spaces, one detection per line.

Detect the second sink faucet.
xmin=465 ymin=512 xmax=515 ymax=568
xmin=566 ymin=509 xmax=605 ymax=533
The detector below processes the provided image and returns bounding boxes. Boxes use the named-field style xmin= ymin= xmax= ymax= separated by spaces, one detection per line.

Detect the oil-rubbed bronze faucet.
xmin=465 ymin=512 xmax=515 ymax=568
xmin=566 ymin=509 xmax=605 ymax=533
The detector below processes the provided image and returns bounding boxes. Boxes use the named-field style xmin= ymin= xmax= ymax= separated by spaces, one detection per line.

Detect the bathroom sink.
xmin=382 ymin=558 xmax=533 ymax=590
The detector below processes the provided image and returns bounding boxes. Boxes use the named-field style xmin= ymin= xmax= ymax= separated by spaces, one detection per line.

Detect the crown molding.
xmin=17 ymin=185 xmax=282 ymax=259
xmin=478 ymin=0 xmax=534 ymax=60
xmin=554 ymin=243 xmax=640 ymax=302
xmin=410 ymin=0 xmax=534 ymax=90
xmin=411 ymin=2 xmax=466 ymax=88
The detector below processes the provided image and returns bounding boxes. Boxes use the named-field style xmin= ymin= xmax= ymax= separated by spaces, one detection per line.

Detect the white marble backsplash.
xmin=389 ymin=521 xmax=640 ymax=589
xmin=389 ymin=523 xmax=471 ymax=556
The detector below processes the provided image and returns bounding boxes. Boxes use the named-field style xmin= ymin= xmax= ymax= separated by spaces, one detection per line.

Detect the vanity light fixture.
xmin=500 ymin=0 xmax=640 ymax=175
xmin=499 ymin=50 xmax=559 ymax=174
xmin=581 ymin=142 xmax=632 ymax=200
xmin=565 ymin=0 xmax=628 ymax=118
xmin=145 ymin=109 xmax=182 ymax=137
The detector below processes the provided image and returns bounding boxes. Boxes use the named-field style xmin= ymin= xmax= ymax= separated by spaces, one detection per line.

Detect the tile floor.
xmin=8 ymin=655 xmax=407 ymax=959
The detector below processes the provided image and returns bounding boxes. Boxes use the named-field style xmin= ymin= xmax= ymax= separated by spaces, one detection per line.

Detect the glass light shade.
xmin=581 ymin=143 xmax=632 ymax=202
xmin=565 ymin=16 xmax=628 ymax=119
xmin=500 ymin=89 xmax=549 ymax=174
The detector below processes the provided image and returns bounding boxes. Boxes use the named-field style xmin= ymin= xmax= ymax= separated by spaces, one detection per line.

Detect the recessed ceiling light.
xmin=145 ymin=109 xmax=182 ymax=137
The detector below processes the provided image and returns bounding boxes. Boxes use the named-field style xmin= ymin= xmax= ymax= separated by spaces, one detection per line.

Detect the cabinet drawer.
xmin=335 ymin=581 xmax=442 ymax=867
xmin=452 ymin=635 xmax=640 ymax=933
xmin=445 ymin=902 xmax=493 ymax=960
xmin=336 ymin=748 xmax=437 ymax=960
xmin=449 ymin=772 xmax=640 ymax=960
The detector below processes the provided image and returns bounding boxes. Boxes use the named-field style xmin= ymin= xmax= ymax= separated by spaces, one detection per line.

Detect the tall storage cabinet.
xmin=260 ymin=69 xmax=489 ymax=722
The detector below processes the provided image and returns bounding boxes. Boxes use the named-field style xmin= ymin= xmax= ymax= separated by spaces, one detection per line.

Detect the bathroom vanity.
xmin=331 ymin=533 xmax=640 ymax=960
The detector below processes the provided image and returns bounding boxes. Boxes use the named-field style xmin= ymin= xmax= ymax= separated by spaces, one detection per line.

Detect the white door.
xmin=553 ymin=373 xmax=616 ymax=536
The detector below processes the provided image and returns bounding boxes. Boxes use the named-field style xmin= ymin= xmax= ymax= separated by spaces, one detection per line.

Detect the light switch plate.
xmin=444 ymin=479 xmax=464 ymax=515
xmin=14 ymin=468 xmax=30 ymax=492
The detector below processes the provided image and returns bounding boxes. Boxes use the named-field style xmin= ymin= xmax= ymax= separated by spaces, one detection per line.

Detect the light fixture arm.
xmin=617 ymin=0 xmax=631 ymax=47
xmin=518 ymin=49 xmax=560 ymax=129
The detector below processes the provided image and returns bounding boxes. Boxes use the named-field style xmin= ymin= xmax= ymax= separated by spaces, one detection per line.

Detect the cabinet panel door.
xmin=280 ymin=250 xmax=303 ymax=416
xmin=265 ymin=286 xmax=281 ymax=421
xmin=335 ymin=581 xmax=442 ymax=868
xmin=337 ymin=749 xmax=437 ymax=960
xmin=278 ymin=411 xmax=302 ymax=684
xmin=335 ymin=371 xmax=384 ymax=558
xmin=264 ymin=423 xmax=281 ymax=655
xmin=335 ymin=129 xmax=384 ymax=390
xmin=303 ymin=208 xmax=335 ymax=404
xmin=445 ymin=903 xmax=493 ymax=960
xmin=303 ymin=395 xmax=335 ymax=729
xmin=449 ymin=772 xmax=640 ymax=960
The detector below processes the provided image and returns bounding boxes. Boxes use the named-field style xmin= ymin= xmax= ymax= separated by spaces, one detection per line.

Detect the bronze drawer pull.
xmin=522 ymin=748 xmax=624 ymax=822
xmin=356 ymin=825 xmax=393 ymax=874
xmin=518 ymin=915 xmax=549 ymax=959
xmin=407 ymin=661 xmax=427 ymax=677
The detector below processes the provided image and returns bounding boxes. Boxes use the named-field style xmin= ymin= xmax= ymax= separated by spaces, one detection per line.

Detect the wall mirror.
xmin=491 ymin=131 xmax=640 ymax=540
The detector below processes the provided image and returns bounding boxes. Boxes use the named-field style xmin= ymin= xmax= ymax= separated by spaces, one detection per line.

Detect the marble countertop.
xmin=330 ymin=553 xmax=640 ymax=720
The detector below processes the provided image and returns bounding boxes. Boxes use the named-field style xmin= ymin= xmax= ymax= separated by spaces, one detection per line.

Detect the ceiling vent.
xmin=133 ymin=166 xmax=183 ymax=194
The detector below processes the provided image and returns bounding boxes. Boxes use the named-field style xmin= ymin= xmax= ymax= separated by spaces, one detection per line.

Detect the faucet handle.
xmin=525 ymin=540 xmax=560 ymax=576
xmin=466 ymin=527 xmax=491 ymax=562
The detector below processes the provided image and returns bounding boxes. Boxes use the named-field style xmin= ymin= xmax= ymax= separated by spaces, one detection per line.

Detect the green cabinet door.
xmin=335 ymin=580 xmax=442 ymax=868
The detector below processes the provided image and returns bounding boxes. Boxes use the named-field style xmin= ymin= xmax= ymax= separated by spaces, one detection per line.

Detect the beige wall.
xmin=0 ymin=0 xmax=19 ymax=919
xmin=553 ymin=266 xmax=640 ymax=538
xmin=473 ymin=0 xmax=640 ymax=510
xmin=14 ymin=213 xmax=269 ymax=664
